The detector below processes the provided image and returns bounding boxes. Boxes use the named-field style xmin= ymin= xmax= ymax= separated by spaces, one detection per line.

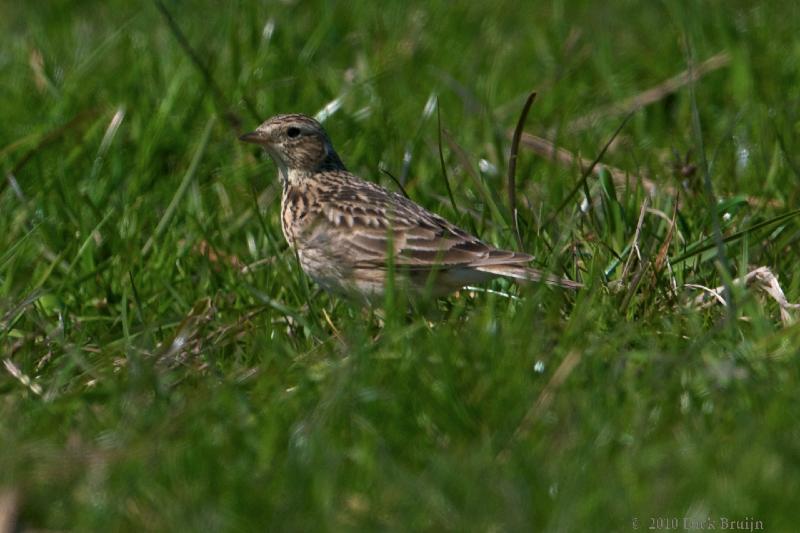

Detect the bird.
xmin=239 ymin=113 xmax=580 ymax=302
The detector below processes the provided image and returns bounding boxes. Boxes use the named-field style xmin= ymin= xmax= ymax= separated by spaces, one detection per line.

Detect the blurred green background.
xmin=2 ymin=0 xmax=800 ymax=530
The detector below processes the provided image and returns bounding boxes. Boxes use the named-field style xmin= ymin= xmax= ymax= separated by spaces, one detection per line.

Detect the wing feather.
xmin=311 ymin=172 xmax=533 ymax=271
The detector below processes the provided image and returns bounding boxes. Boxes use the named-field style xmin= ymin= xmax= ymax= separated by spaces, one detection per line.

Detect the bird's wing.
xmin=311 ymin=172 xmax=532 ymax=270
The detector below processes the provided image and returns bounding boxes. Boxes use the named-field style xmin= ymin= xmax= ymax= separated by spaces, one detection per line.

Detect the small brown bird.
xmin=240 ymin=114 xmax=580 ymax=302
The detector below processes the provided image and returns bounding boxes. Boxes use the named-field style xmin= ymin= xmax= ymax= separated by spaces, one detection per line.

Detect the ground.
xmin=1 ymin=1 xmax=799 ymax=531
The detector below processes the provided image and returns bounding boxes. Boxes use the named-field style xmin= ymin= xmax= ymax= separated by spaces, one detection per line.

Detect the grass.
xmin=2 ymin=0 xmax=800 ymax=530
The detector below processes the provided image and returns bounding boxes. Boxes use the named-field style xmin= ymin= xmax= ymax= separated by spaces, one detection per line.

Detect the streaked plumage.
xmin=240 ymin=113 xmax=580 ymax=301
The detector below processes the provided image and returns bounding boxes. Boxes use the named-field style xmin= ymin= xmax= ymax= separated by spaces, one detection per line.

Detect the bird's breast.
xmin=280 ymin=184 xmax=317 ymax=249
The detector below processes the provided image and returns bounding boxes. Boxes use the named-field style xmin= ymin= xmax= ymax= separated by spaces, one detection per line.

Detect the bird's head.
xmin=239 ymin=114 xmax=345 ymax=176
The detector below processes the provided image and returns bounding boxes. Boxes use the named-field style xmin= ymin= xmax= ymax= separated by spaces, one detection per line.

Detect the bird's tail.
xmin=475 ymin=264 xmax=582 ymax=290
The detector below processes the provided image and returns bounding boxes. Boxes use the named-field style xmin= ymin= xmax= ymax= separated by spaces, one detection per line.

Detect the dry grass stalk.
xmin=2 ymin=359 xmax=42 ymax=396
xmin=516 ymin=132 xmax=664 ymax=196
xmin=688 ymin=266 xmax=800 ymax=325
xmin=0 ymin=489 xmax=20 ymax=533
xmin=516 ymin=133 xmax=784 ymax=209
xmin=498 ymin=350 xmax=582 ymax=462
xmin=621 ymin=197 xmax=649 ymax=281
xmin=565 ymin=51 xmax=731 ymax=133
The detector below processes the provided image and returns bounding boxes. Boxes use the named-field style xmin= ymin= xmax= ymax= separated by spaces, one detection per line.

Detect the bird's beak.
xmin=239 ymin=130 xmax=268 ymax=144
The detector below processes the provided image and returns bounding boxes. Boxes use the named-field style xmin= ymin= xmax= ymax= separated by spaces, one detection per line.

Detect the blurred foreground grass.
xmin=2 ymin=1 xmax=800 ymax=530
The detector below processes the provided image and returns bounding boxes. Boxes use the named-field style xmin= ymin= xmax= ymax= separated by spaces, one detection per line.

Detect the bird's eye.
xmin=286 ymin=126 xmax=301 ymax=138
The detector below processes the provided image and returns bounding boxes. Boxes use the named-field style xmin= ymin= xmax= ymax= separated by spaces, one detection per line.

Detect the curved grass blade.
xmin=507 ymin=91 xmax=537 ymax=250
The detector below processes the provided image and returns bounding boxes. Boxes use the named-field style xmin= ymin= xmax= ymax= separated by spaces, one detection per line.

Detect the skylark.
xmin=240 ymin=113 xmax=580 ymax=302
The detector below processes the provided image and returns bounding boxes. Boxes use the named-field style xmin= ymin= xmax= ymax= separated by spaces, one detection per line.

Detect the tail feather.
xmin=475 ymin=264 xmax=582 ymax=290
